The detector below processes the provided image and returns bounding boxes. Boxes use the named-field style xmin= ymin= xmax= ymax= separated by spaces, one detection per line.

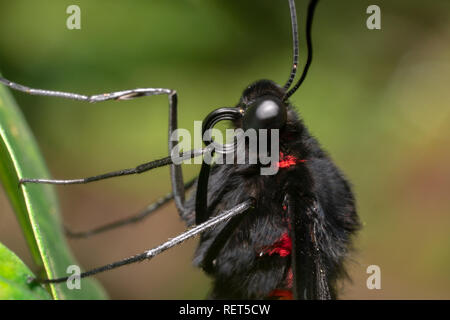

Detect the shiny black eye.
xmin=242 ymin=96 xmax=287 ymax=131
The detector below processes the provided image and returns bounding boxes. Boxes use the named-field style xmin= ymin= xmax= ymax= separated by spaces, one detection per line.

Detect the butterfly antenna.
xmin=283 ymin=0 xmax=299 ymax=90
xmin=284 ymin=0 xmax=319 ymax=100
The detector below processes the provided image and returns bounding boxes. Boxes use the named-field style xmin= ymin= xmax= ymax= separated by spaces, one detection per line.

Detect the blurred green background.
xmin=0 ymin=0 xmax=449 ymax=299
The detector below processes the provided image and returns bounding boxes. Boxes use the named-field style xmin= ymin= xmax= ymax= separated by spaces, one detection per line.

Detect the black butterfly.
xmin=1 ymin=0 xmax=360 ymax=299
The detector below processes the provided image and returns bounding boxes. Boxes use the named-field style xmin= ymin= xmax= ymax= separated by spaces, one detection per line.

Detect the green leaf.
xmin=0 ymin=242 xmax=51 ymax=300
xmin=0 ymin=74 xmax=107 ymax=299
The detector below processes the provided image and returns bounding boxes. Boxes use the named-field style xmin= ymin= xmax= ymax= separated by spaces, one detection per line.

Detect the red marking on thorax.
xmin=277 ymin=152 xmax=306 ymax=168
xmin=260 ymin=234 xmax=294 ymax=299
xmin=268 ymin=289 xmax=293 ymax=300
xmin=268 ymin=269 xmax=294 ymax=299
xmin=262 ymin=232 xmax=292 ymax=257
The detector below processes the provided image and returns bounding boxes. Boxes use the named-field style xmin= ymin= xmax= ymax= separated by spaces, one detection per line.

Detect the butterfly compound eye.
xmin=242 ymin=96 xmax=287 ymax=131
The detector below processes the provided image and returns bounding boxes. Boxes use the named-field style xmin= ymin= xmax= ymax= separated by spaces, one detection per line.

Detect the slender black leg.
xmin=33 ymin=199 xmax=254 ymax=284
xmin=0 ymin=77 xmax=173 ymax=102
xmin=19 ymin=149 xmax=203 ymax=185
xmin=168 ymin=92 xmax=186 ymax=214
xmin=0 ymin=75 xmax=198 ymax=215
xmin=65 ymin=178 xmax=197 ymax=238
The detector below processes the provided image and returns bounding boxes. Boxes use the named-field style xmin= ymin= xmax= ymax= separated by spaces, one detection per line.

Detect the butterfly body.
xmin=184 ymin=80 xmax=360 ymax=299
